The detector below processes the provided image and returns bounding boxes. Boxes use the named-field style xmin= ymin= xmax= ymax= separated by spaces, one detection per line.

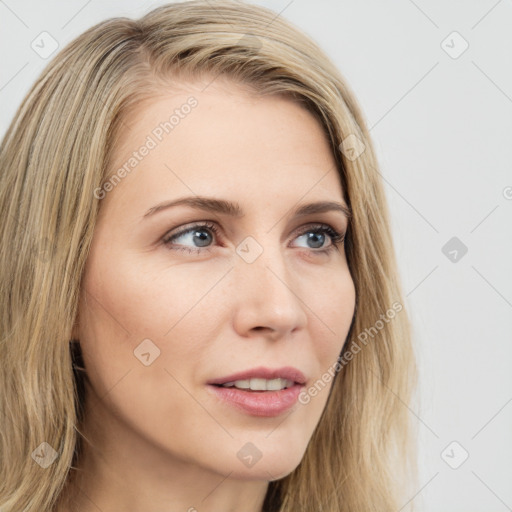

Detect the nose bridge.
xmin=231 ymin=234 xmax=307 ymax=336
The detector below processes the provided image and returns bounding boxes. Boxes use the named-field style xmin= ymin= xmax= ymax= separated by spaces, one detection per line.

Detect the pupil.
xmin=308 ymin=232 xmax=324 ymax=248
xmin=194 ymin=230 xmax=211 ymax=247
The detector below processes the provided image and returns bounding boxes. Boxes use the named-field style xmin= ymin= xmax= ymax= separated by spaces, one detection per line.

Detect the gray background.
xmin=1 ymin=1 xmax=511 ymax=510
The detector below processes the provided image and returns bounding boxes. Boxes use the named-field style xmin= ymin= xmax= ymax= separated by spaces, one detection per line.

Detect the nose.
xmin=231 ymin=242 xmax=308 ymax=340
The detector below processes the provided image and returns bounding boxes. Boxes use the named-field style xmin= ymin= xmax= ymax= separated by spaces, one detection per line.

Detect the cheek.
xmin=82 ymin=249 xmax=215 ymax=335
xmin=312 ymin=268 xmax=355 ymax=361
xmin=291 ymin=269 xmax=354 ymax=415
xmin=76 ymin=259 xmax=219 ymax=441
xmin=77 ymin=254 xmax=227 ymax=391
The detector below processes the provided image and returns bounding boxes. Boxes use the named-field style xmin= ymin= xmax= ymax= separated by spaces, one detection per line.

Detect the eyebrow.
xmin=143 ymin=196 xmax=351 ymax=221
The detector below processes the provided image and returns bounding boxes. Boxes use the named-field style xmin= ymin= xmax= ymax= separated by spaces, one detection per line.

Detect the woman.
xmin=0 ymin=1 xmax=417 ymax=511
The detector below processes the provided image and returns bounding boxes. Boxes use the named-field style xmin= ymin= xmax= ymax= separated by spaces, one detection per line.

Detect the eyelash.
xmin=162 ymin=221 xmax=346 ymax=256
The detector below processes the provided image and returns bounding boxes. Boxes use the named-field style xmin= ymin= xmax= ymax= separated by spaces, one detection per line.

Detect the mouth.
xmin=207 ymin=366 xmax=307 ymax=388
xmin=211 ymin=377 xmax=296 ymax=392
xmin=206 ymin=366 xmax=307 ymax=417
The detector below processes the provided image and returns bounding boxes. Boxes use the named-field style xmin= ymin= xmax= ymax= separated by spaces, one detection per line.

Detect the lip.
xmin=206 ymin=366 xmax=306 ymax=417
xmin=206 ymin=366 xmax=307 ymax=386
xmin=206 ymin=383 xmax=304 ymax=417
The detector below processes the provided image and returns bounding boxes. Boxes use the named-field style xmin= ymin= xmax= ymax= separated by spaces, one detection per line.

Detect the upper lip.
xmin=207 ymin=366 xmax=307 ymax=386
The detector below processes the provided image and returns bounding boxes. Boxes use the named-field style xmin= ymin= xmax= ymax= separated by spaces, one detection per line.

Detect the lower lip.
xmin=207 ymin=383 xmax=303 ymax=417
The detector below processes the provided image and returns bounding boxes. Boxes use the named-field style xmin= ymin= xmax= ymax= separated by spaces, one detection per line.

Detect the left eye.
xmin=293 ymin=224 xmax=345 ymax=252
xmin=163 ymin=222 xmax=345 ymax=255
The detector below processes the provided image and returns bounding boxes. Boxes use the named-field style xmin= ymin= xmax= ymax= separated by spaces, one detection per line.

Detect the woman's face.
xmin=76 ymin=78 xmax=356 ymax=483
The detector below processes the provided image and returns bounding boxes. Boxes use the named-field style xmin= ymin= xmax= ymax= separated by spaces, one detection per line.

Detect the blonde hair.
xmin=0 ymin=1 xmax=418 ymax=510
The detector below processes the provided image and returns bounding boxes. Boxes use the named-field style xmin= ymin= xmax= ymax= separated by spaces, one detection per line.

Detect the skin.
xmin=67 ymin=76 xmax=356 ymax=512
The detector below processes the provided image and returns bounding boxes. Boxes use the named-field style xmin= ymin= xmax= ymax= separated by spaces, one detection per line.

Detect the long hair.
xmin=0 ymin=2 xmax=418 ymax=510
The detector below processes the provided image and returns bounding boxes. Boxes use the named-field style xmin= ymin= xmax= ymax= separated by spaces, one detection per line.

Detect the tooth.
xmin=249 ymin=378 xmax=268 ymax=391
xmin=234 ymin=379 xmax=251 ymax=389
xmin=221 ymin=378 xmax=295 ymax=391
xmin=266 ymin=378 xmax=285 ymax=391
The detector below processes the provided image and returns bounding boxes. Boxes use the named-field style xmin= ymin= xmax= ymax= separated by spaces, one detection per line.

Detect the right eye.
xmin=162 ymin=221 xmax=220 ymax=254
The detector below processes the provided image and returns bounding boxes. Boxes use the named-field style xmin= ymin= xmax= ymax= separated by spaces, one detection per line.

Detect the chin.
xmin=229 ymin=462 xmax=300 ymax=482
xmin=221 ymin=446 xmax=306 ymax=481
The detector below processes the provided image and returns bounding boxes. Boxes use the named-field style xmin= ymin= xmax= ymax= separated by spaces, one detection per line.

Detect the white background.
xmin=1 ymin=1 xmax=511 ymax=510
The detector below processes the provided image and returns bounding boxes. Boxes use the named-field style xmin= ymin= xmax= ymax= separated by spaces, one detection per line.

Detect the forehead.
xmin=101 ymin=79 xmax=345 ymax=218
